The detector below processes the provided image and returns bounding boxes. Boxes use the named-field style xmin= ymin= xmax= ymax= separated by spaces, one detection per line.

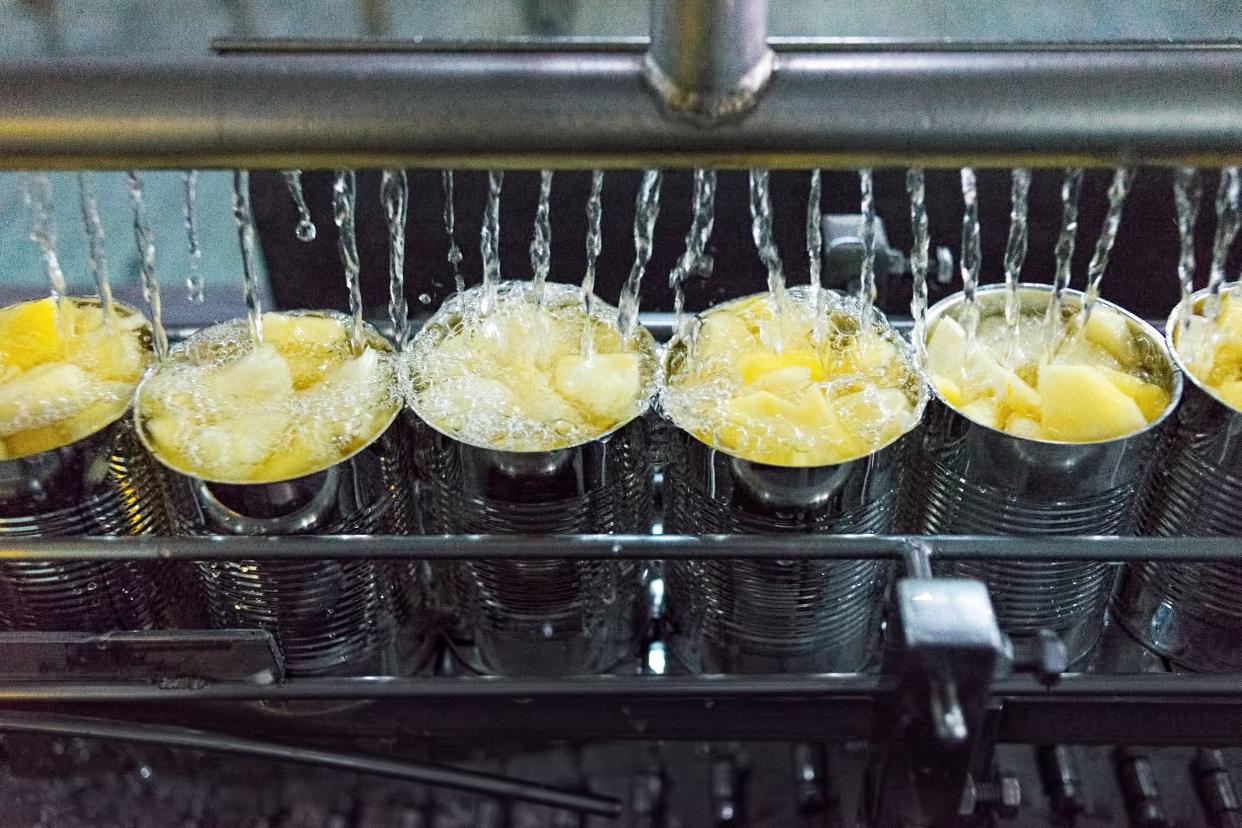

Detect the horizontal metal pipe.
xmin=0 ymin=711 xmax=621 ymax=815
xmin=2 ymin=534 xmax=1240 ymax=562
xmin=4 ymin=46 xmax=1242 ymax=169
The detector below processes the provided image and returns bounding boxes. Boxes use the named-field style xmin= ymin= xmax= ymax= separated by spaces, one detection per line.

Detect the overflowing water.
xmin=807 ymin=169 xmax=825 ymax=342
xmin=671 ymin=169 xmax=718 ymax=337
xmin=332 ymin=170 xmax=365 ymax=351
xmin=1173 ymin=167 xmax=1204 ymax=333
xmin=1078 ymin=167 xmax=1136 ymax=329
xmin=183 ymin=171 xmax=204 ymax=304
xmin=580 ymin=169 xmax=606 ymax=355
xmin=442 ymin=170 xmax=465 ymax=294
xmin=618 ymin=170 xmax=664 ymax=340
xmin=20 ymin=173 xmax=67 ymax=309
xmin=1043 ymin=168 xmax=1085 ymax=356
xmin=126 ymin=172 xmax=168 ymax=360
xmin=1002 ymin=168 xmax=1032 ymax=363
xmin=958 ymin=168 xmax=983 ymax=347
xmin=858 ymin=169 xmax=878 ymax=329
xmin=380 ymin=169 xmax=410 ymax=349
xmin=1202 ymin=167 xmax=1242 ymax=329
xmin=907 ymin=168 xmax=930 ymax=361
xmin=747 ymin=169 xmax=786 ymax=347
xmin=281 ymin=170 xmax=317 ymax=242
xmin=231 ymin=169 xmax=265 ymax=347
xmin=480 ymin=170 xmax=505 ymax=316
xmin=530 ymin=170 xmax=554 ymax=304
xmin=75 ymin=172 xmax=115 ymax=323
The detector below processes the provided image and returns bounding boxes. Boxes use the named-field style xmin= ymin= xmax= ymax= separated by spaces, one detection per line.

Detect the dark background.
xmin=251 ymin=167 xmax=1237 ymax=326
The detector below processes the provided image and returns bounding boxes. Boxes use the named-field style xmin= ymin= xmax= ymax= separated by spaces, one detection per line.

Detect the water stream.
xmin=858 ymin=169 xmax=878 ymax=330
xmin=332 ymin=170 xmax=365 ymax=351
xmin=183 ymin=170 xmax=204 ymax=303
xmin=671 ymin=169 xmax=718 ymax=338
xmin=21 ymin=173 xmax=67 ymax=311
xmin=618 ymin=170 xmax=664 ymax=340
xmin=1173 ymin=168 xmax=1204 ymax=333
xmin=1042 ymin=168 xmax=1085 ymax=357
xmin=380 ymin=169 xmax=410 ymax=349
xmin=807 ymin=169 xmax=824 ymax=343
xmin=126 ymin=172 xmax=168 ymax=360
xmin=75 ymin=172 xmax=115 ymax=323
xmin=232 ymin=169 xmax=265 ymax=347
xmin=443 ymin=170 xmax=465 ymax=294
xmin=1077 ymin=167 xmax=1136 ymax=330
xmin=530 ymin=170 xmax=553 ymax=304
xmin=282 ymin=170 xmax=317 ymax=242
xmin=907 ymin=168 xmax=930 ymax=361
xmin=480 ymin=170 xmax=505 ymax=317
xmin=958 ymin=168 xmax=982 ymax=346
xmin=580 ymin=170 xmax=605 ymax=355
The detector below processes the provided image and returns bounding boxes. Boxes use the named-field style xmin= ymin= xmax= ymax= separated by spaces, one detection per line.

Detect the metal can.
xmin=660 ymin=290 xmax=926 ymax=674
xmin=911 ymin=284 xmax=1181 ymax=665
xmin=407 ymin=283 xmax=656 ymax=676
xmin=1118 ymin=287 xmax=1242 ymax=671
xmin=0 ymin=299 xmax=166 ymax=632
xmin=136 ymin=314 xmax=422 ymax=678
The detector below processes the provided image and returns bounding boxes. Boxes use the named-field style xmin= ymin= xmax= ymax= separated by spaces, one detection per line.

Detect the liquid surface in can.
xmin=661 ymin=287 xmax=922 ymax=467
xmin=1176 ymin=287 xmax=1242 ymax=410
xmin=136 ymin=311 xmax=399 ymax=483
xmin=0 ymin=297 xmax=151 ymax=460
xmin=405 ymin=281 xmax=657 ymax=452
xmin=926 ymin=298 xmax=1171 ymax=442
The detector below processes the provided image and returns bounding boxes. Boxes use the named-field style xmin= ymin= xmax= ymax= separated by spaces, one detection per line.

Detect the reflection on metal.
xmin=4 ymin=46 xmax=1242 ymax=168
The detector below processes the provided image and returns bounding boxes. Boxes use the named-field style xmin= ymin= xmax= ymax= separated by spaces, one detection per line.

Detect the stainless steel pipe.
xmin=4 ymin=44 xmax=1242 ymax=169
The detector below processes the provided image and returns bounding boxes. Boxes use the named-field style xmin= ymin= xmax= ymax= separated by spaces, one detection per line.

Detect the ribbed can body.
xmin=1120 ymin=296 xmax=1242 ymax=671
xmin=910 ymin=286 xmax=1179 ymax=665
xmin=662 ymin=428 xmax=903 ymax=673
xmin=412 ymin=414 xmax=652 ymax=675
xmin=0 ymin=418 xmax=167 ymax=632
xmin=158 ymin=418 xmax=421 ymax=677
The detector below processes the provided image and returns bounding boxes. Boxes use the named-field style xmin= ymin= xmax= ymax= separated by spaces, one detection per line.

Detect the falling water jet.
xmin=580 ymin=170 xmax=605 ymax=356
xmin=907 ymin=168 xmax=930 ymax=363
xmin=282 ymin=170 xmax=317 ymax=242
xmin=858 ymin=169 xmax=879 ymax=330
xmin=807 ymin=169 xmax=825 ymax=344
xmin=958 ymin=168 xmax=982 ymax=347
xmin=76 ymin=171 xmax=115 ymax=323
xmin=381 ymin=169 xmax=410 ymax=349
xmin=332 ymin=170 xmax=365 ymax=352
xmin=530 ymin=170 xmax=553 ymax=305
xmin=480 ymin=170 xmax=505 ymax=317
xmin=443 ymin=170 xmax=465 ymax=294
xmin=126 ymin=172 xmax=168 ymax=361
xmin=671 ymin=169 xmax=718 ymax=340
xmin=1042 ymin=168 xmax=1085 ymax=359
xmin=21 ymin=173 xmax=67 ymax=313
xmin=1076 ymin=167 xmax=1136 ymax=331
xmin=1197 ymin=167 xmax=1242 ymax=369
xmin=618 ymin=169 xmax=664 ymax=340
xmin=183 ymin=170 xmax=204 ymax=304
xmin=1174 ymin=168 xmax=1204 ymax=334
xmin=1002 ymin=169 xmax=1032 ymax=364
xmin=232 ymin=169 xmax=264 ymax=347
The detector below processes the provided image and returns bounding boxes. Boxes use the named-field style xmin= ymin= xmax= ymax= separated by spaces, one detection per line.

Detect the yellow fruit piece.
xmin=552 ymin=352 xmax=642 ymax=429
xmin=960 ymin=397 xmax=1000 ymax=430
xmin=1215 ymin=379 xmax=1242 ymax=412
xmin=512 ymin=371 xmax=583 ymax=428
xmin=1005 ymin=415 xmax=1043 ymax=440
xmin=752 ymin=365 xmax=813 ymax=396
xmin=694 ymin=312 xmax=754 ymax=361
xmin=1084 ymin=307 xmax=1138 ymax=365
xmin=932 ymin=374 xmax=965 ymax=409
xmin=0 ymin=297 xmax=65 ymax=371
xmin=67 ymin=323 xmax=148 ymax=383
xmin=0 ymin=362 xmax=92 ymax=437
xmin=728 ymin=389 xmax=800 ymax=423
xmin=964 ymin=344 xmax=1041 ymax=420
xmin=1094 ymin=366 xmax=1171 ymax=421
xmin=201 ymin=344 xmax=295 ymax=416
xmin=739 ymin=349 xmax=823 ymax=385
xmin=835 ymin=387 xmax=914 ymax=448
xmin=161 ymin=411 xmax=292 ymax=481
xmin=925 ymin=316 xmax=966 ymax=380
xmin=4 ymin=398 xmax=127 ymax=458
xmin=1051 ymin=334 xmax=1122 ymax=373
xmin=263 ymin=313 xmax=350 ymax=389
xmin=1039 ymin=364 xmax=1146 ymax=442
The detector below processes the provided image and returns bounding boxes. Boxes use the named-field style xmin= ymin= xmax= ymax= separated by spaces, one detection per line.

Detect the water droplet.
xmin=296 ymin=220 xmax=317 ymax=243
xmin=138 ymin=765 xmax=152 ymax=780
xmin=542 ymin=622 xmax=554 ymax=639
xmin=419 ymin=292 xmax=432 ymax=305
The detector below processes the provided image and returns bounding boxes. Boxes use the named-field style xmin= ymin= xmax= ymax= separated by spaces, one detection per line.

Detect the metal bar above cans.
xmin=1 ymin=534 xmax=1241 ymax=562
xmin=3 ymin=43 xmax=1242 ymax=169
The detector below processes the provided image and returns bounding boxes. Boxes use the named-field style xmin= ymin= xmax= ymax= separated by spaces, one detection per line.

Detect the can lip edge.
xmin=0 ymin=296 xmax=152 ymax=465
xmin=130 ymin=310 xmax=402 ymax=487
xmin=921 ymin=283 xmax=1185 ymax=448
xmin=657 ymin=286 xmax=928 ymax=470
xmin=1166 ymin=286 xmax=1242 ymax=418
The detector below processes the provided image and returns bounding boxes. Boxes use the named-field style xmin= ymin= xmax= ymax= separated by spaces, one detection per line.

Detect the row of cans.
xmin=0 ymin=284 xmax=1238 ymax=676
